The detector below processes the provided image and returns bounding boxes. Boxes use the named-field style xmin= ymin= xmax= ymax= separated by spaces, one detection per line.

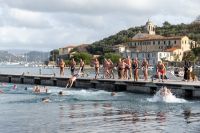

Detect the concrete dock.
xmin=0 ymin=74 xmax=200 ymax=98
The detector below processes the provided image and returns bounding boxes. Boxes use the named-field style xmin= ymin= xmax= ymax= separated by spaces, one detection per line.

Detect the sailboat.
xmin=24 ymin=53 xmax=29 ymax=67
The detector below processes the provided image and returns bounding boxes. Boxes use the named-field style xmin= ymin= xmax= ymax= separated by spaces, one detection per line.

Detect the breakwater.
xmin=0 ymin=74 xmax=200 ymax=98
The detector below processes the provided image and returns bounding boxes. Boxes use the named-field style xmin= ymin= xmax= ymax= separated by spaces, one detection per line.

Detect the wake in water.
xmin=147 ymin=86 xmax=186 ymax=103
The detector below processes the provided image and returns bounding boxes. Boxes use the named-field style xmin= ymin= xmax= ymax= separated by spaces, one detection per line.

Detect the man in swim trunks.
xmin=59 ymin=59 xmax=65 ymax=76
xmin=141 ymin=58 xmax=149 ymax=81
xmin=70 ymin=58 xmax=76 ymax=76
xmin=117 ymin=58 xmax=126 ymax=79
xmin=66 ymin=72 xmax=80 ymax=88
xmin=108 ymin=59 xmax=114 ymax=79
xmin=124 ymin=56 xmax=132 ymax=80
xmin=157 ymin=61 xmax=166 ymax=82
xmin=132 ymin=58 xmax=139 ymax=81
xmin=79 ymin=58 xmax=85 ymax=77
xmin=103 ymin=58 xmax=110 ymax=79
xmin=94 ymin=58 xmax=100 ymax=79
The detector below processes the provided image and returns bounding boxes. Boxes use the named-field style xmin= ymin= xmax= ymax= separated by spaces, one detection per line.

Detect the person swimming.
xmin=33 ymin=85 xmax=40 ymax=93
xmin=0 ymin=89 xmax=4 ymax=94
xmin=111 ymin=92 xmax=117 ymax=96
xmin=160 ymin=87 xmax=172 ymax=97
xmin=24 ymin=87 xmax=28 ymax=91
xmin=33 ymin=86 xmax=48 ymax=93
xmin=58 ymin=91 xmax=64 ymax=96
xmin=42 ymin=97 xmax=50 ymax=103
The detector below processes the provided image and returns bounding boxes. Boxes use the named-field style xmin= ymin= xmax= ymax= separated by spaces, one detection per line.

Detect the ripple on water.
xmin=0 ymin=85 xmax=200 ymax=133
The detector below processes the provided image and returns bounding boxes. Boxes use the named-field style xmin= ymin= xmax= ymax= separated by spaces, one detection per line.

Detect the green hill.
xmin=87 ymin=21 xmax=200 ymax=55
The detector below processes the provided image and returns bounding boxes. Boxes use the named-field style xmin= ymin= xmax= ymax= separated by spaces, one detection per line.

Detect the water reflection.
xmin=1 ymin=86 xmax=200 ymax=133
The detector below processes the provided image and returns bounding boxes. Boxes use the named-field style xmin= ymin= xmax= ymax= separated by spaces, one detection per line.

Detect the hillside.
xmin=87 ymin=21 xmax=200 ymax=55
xmin=0 ymin=50 xmax=49 ymax=62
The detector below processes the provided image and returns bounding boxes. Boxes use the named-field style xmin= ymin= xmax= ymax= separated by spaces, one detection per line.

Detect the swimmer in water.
xmin=111 ymin=92 xmax=117 ymax=96
xmin=0 ymin=89 xmax=4 ymax=94
xmin=42 ymin=97 xmax=50 ymax=103
xmin=58 ymin=91 xmax=64 ymax=96
xmin=160 ymin=87 xmax=172 ymax=97
xmin=33 ymin=85 xmax=40 ymax=93
xmin=33 ymin=86 xmax=48 ymax=93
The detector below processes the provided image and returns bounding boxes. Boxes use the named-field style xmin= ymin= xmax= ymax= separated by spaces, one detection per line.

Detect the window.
xmin=174 ymin=40 xmax=176 ymax=44
xmin=153 ymin=41 xmax=155 ymax=45
xmin=169 ymin=40 xmax=171 ymax=45
xmin=158 ymin=41 xmax=160 ymax=45
xmin=164 ymin=41 xmax=166 ymax=44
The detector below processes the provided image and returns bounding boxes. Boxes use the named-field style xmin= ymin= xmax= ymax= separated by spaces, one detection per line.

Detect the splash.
xmin=147 ymin=87 xmax=187 ymax=103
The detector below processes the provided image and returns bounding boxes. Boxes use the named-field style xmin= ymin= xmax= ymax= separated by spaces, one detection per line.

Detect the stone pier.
xmin=0 ymin=74 xmax=200 ymax=98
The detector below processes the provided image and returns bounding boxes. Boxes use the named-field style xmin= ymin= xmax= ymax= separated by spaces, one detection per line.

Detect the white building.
xmin=122 ymin=20 xmax=194 ymax=62
xmin=123 ymin=51 xmax=171 ymax=65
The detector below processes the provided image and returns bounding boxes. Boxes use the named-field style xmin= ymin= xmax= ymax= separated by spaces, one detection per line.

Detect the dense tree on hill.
xmin=87 ymin=22 xmax=200 ymax=55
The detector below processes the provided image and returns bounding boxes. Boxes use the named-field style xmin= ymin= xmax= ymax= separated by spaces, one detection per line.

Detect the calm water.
xmin=0 ymin=65 xmax=155 ymax=79
xmin=0 ymin=83 xmax=200 ymax=133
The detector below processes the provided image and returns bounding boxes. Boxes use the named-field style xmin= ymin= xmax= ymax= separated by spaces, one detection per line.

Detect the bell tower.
xmin=145 ymin=19 xmax=155 ymax=35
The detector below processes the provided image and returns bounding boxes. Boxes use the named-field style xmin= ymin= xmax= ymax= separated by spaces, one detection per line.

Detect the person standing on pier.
xmin=117 ymin=58 xmax=126 ymax=79
xmin=141 ymin=58 xmax=148 ymax=81
xmin=183 ymin=61 xmax=192 ymax=81
xmin=132 ymin=58 xmax=139 ymax=81
xmin=103 ymin=58 xmax=109 ymax=79
xmin=70 ymin=58 xmax=76 ymax=76
xmin=157 ymin=61 xmax=166 ymax=82
xmin=79 ymin=58 xmax=85 ymax=77
xmin=59 ymin=59 xmax=65 ymax=76
xmin=124 ymin=56 xmax=132 ymax=80
xmin=94 ymin=58 xmax=100 ymax=79
xmin=108 ymin=59 xmax=114 ymax=79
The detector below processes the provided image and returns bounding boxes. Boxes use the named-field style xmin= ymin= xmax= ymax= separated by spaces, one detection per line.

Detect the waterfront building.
xmin=122 ymin=20 xmax=195 ymax=64
xmin=113 ymin=44 xmax=126 ymax=53
xmin=58 ymin=46 xmax=75 ymax=59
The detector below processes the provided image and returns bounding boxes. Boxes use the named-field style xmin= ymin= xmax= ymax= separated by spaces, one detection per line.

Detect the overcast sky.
xmin=0 ymin=0 xmax=199 ymax=51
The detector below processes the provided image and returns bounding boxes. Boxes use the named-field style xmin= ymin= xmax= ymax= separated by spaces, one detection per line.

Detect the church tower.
xmin=145 ymin=19 xmax=155 ymax=35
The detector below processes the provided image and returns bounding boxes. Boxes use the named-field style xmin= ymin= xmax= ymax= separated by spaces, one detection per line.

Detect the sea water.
xmin=0 ymin=83 xmax=200 ymax=133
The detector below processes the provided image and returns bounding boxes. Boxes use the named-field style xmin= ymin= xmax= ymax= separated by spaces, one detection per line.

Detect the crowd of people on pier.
xmin=57 ymin=55 xmax=199 ymax=88
xmin=58 ymin=56 xmax=170 ymax=83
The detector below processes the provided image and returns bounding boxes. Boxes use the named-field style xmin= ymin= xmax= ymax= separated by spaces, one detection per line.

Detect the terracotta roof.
xmin=165 ymin=47 xmax=178 ymax=52
xmin=131 ymin=32 xmax=184 ymax=41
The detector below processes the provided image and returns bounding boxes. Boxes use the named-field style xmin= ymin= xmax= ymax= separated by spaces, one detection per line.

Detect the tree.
xmin=192 ymin=47 xmax=200 ymax=57
xmin=72 ymin=52 xmax=92 ymax=65
xmin=104 ymin=53 xmax=122 ymax=63
xmin=163 ymin=21 xmax=171 ymax=27
xmin=182 ymin=51 xmax=198 ymax=62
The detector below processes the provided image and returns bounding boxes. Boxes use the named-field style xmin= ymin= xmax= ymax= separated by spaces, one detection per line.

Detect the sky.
xmin=0 ymin=0 xmax=199 ymax=51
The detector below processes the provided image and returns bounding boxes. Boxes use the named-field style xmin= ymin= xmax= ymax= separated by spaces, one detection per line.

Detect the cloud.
xmin=0 ymin=0 xmax=199 ymax=51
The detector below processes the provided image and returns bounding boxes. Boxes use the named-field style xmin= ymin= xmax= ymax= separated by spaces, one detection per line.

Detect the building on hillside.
xmin=122 ymin=20 xmax=195 ymax=64
xmin=190 ymin=40 xmax=200 ymax=49
xmin=123 ymin=51 xmax=171 ymax=65
xmin=58 ymin=46 xmax=75 ymax=59
xmin=113 ymin=44 xmax=126 ymax=53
